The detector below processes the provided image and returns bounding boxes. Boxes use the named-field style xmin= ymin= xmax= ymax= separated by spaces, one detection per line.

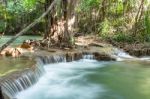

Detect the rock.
xmin=20 ymin=43 xmax=33 ymax=50
xmin=88 ymin=42 xmax=104 ymax=47
xmin=93 ymin=52 xmax=116 ymax=61
xmin=0 ymin=47 xmax=14 ymax=56
xmin=0 ymin=44 xmax=34 ymax=57
xmin=1 ymin=47 xmax=22 ymax=57
xmin=84 ymin=46 xmax=90 ymax=50
xmin=74 ymin=32 xmax=83 ymax=37
xmin=47 ymin=49 xmax=56 ymax=52
xmin=19 ymin=41 xmax=34 ymax=52
xmin=11 ymin=48 xmax=22 ymax=57
xmin=65 ymin=52 xmax=82 ymax=62
xmin=127 ymin=48 xmax=150 ymax=57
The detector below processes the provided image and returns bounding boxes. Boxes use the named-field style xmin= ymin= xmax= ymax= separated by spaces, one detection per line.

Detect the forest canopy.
xmin=0 ymin=0 xmax=150 ymax=43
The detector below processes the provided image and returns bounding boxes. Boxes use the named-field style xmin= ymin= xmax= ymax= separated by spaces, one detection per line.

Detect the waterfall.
xmin=0 ymin=51 xmax=116 ymax=99
xmin=112 ymin=48 xmax=134 ymax=61
xmin=0 ymin=58 xmax=45 ymax=99
xmin=1 ymin=52 xmax=96 ymax=98
xmin=112 ymin=48 xmax=150 ymax=61
xmin=37 ymin=52 xmax=95 ymax=64
xmin=82 ymin=52 xmax=94 ymax=59
xmin=140 ymin=57 xmax=150 ymax=61
xmin=38 ymin=55 xmax=66 ymax=64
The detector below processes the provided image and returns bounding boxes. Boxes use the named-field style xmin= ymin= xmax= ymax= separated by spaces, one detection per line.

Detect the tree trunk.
xmin=44 ymin=0 xmax=53 ymax=39
xmin=62 ymin=0 xmax=71 ymax=46
xmin=133 ymin=0 xmax=144 ymax=36
xmin=101 ymin=0 xmax=107 ymax=21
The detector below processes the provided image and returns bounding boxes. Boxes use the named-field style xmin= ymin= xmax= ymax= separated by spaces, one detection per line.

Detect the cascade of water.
xmin=112 ymin=48 xmax=150 ymax=62
xmin=82 ymin=53 xmax=94 ymax=59
xmin=16 ymin=59 xmax=107 ymax=99
xmin=1 ymin=58 xmax=45 ymax=98
xmin=140 ymin=57 xmax=150 ymax=61
xmin=0 ymin=52 xmax=116 ymax=99
xmin=112 ymin=48 xmax=134 ymax=61
xmin=38 ymin=55 xmax=66 ymax=64
xmin=38 ymin=53 xmax=82 ymax=64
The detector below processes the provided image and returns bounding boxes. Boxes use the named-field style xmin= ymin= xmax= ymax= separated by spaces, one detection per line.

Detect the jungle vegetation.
xmin=0 ymin=0 xmax=150 ymax=45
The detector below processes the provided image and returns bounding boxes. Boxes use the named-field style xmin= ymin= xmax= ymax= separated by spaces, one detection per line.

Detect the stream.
xmin=1 ymin=36 xmax=150 ymax=99
xmin=16 ymin=58 xmax=150 ymax=99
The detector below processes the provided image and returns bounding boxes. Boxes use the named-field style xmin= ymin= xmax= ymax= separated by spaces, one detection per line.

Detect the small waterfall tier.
xmin=113 ymin=48 xmax=150 ymax=61
xmin=0 ymin=58 xmax=45 ymax=99
xmin=38 ymin=52 xmax=116 ymax=64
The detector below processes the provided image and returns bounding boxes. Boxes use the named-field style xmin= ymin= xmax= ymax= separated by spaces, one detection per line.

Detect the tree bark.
xmin=133 ymin=0 xmax=144 ymax=36
xmin=62 ymin=0 xmax=71 ymax=44
xmin=101 ymin=0 xmax=107 ymax=21
xmin=0 ymin=0 xmax=58 ymax=52
xmin=44 ymin=0 xmax=53 ymax=39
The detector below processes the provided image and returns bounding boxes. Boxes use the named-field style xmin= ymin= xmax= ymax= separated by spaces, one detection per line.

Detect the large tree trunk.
xmin=67 ymin=0 xmax=78 ymax=36
xmin=42 ymin=0 xmax=77 ymax=48
xmin=44 ymin=0 xmax=54 ymax=39
xmin=0 ymin=0 xmax=57 ymax=52
xmin=62 ymin=0 xmax=70 ymax=43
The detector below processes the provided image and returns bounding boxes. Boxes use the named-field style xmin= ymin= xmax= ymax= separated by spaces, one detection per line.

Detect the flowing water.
xmin=16 ymin=58 xmax=150 ymax=99
xmin=1 ymin=36 xmax=150 ymax=99
xmin=1 ymin=57 xmax=45 ymax=98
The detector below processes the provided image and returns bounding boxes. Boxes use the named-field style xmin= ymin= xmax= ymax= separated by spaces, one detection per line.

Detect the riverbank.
xmin=75 ymin=35 xmax=150 ymax=57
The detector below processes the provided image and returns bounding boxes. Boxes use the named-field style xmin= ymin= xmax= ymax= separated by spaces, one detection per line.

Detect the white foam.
xmin=140 ymin=57 xmax=150 ymax=61
xmin=113 ymin=48 xmax=135 ymax=61
xmin=16 ymin=60 xmax=107 ymax=99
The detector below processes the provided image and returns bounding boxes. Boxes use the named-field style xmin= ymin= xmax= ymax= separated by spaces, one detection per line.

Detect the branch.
xmin=0 ymin=0 xmax=58 ymax=52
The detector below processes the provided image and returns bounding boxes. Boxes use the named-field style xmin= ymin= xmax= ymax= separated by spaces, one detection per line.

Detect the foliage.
xmin=22 ymin=0 xmax=37 ymax=11
xmin=144 ymin=10 xmax=150 ymax=41
xmin=0 ymin=0 xmax=43 ymax=34
xmin=116 ymin=0 xmax=123 ymax=14
xmin=6 ymin=0 xmax=37 ymax=13
xmin=1 ymin=0 xmax=150 ymax=43
xmin=76 ymin=0 xmax=150 ymax=43
xmin=0 ymin=4 xmax=6 ymax=32
xmin=77 ymin=0 xmax=101 ymax=12
xmin=113 ymin=32 xmax=134 ymax=43
xmin=99 ymin=18 xmax=111 ymax=38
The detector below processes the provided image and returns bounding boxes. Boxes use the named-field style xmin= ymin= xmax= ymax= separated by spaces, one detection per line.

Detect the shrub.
xmin=113 ymin=32 xmax=134 ymax=43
